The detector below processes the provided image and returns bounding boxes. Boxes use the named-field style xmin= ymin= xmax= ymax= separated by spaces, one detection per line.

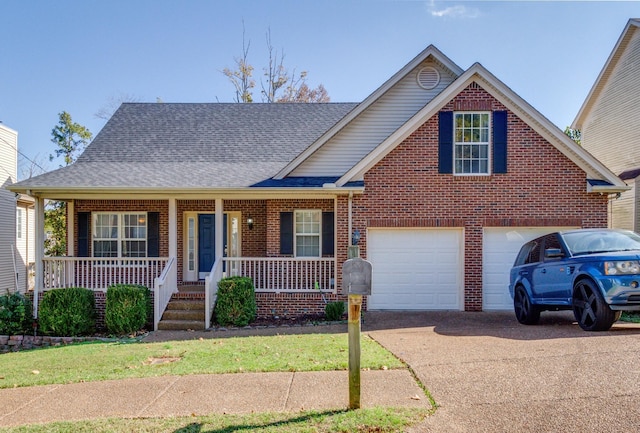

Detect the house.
xmin=9 ymin=45 xmax=627 ymax=330
xmin=1 ymin=124 xmax=35 ymax=295
xmin=572 ymin=19 xmax=640 ymax=231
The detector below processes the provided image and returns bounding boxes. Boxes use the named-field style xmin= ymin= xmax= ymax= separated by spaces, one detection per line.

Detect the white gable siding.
xmin=581 ymin=27 xmax=640 ymax=229
xmin=0 ymin=125 xmax=18 ymax=294
xmin=290 ymin=59 xmax=458 ymax=177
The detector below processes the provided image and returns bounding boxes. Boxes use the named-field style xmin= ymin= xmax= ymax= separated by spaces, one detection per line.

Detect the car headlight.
xmin=604 ymin=261 xmax=640 ymax=275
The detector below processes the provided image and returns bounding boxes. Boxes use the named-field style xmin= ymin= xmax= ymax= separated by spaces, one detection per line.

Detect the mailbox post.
xmin=342 ymin=256 xmax=372 ymax=410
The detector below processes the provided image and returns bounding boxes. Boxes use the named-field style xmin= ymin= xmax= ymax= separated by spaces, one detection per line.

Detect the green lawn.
xmin=0 ymin=407 xmax=431 ymax=433
xmin=0 ymin=333 xmax=403 ymax=388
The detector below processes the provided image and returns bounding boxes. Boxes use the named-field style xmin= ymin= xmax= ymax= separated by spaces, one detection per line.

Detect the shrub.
xmin=325 ymin=301 xmax=346 ymax=321
xmin=38 ymin=288 xmax=96 ymax=336
xmin=214 ymin=276 xmax=256 ymax=327
xmin=105 ymin=284 xmax=151 ymax=335
xmin=0 ymin=292 xmax=33 ymax=335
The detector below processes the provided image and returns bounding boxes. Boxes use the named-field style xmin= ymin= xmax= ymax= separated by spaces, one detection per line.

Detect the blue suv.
xmin=509 ymin=228 xmax=640 ymax=331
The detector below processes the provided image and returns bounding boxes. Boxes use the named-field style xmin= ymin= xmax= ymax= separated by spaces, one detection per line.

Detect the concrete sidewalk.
xmin=0 ymin=364 xmax=428 ymax=428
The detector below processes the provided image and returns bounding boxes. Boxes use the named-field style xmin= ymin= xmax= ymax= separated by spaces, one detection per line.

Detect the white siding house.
xmin=573 ymin=19 xmax=640 ymax=230
xmin=0 ymin=124 xmax=18 ymax=294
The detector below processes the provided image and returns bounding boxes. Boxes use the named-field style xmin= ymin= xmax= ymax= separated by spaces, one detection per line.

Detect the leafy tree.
xmin=564 ymin=127 xmax=581 ymax=146
xmin=45 ymin=112 xmax=92 ymax=256
xmin=95 ymin=93 xmax=142 ymax=120
xmin=223 ymin=27 xmax=329 ymax=103
xmin=50 ymin=111 xmax=92 ymax=166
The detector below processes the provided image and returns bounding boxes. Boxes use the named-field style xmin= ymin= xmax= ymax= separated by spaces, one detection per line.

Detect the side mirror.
xmin=545 ymin=248 xmax=564 ymax=259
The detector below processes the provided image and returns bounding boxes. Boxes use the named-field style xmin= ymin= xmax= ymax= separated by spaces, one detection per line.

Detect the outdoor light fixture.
xmin=247 ymin=216 xmax=254 ymax=230
xmin=352 ymin=229 xmax=360 ymax=246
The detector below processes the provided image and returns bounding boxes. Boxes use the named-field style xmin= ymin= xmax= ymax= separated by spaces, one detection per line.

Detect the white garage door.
xmin=482 ymin=227 xmax=576 ymax=310
xmin=367 ymin=229 xmax=463 ymax=310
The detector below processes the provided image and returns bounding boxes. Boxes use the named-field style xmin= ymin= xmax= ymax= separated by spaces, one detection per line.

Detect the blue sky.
xmin=2 ymin=0 xmax=638 ymax=177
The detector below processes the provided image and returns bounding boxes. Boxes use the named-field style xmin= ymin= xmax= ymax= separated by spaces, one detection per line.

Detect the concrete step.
xmin=165 ymin=299 xmax=205 ymax=311
xmin=162 ymin=309 xmax=205 ymax=321
xmin=157 ymin=319 xmax=205 ymax=331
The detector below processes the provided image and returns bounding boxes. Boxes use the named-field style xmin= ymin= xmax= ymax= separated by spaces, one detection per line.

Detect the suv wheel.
xmin=572 ymin=279 xmax=616 ymax=331
xmin=514 ymin=286 xmax=540 ymax=325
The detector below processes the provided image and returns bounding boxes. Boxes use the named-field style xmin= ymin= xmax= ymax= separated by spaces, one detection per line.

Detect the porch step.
xmin=158 ymin=298 xmax=206 ymax=331
xmin=178 ymin=284 xmax=205 ymax=293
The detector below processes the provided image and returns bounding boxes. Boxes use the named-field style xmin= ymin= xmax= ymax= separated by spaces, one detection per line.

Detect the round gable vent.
xmin=417 ymin=66 xmax=440 ymax=90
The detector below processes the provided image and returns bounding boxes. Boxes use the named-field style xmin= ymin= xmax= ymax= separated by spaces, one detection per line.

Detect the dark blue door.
xmin=198 ymin=214 xmax=228 ymax=278
xmin=198 ymin=214 xmax=215 ymax=276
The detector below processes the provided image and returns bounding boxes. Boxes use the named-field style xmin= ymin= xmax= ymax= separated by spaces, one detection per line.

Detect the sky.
xmin=2 ymin=0 xmax=638 ymax=178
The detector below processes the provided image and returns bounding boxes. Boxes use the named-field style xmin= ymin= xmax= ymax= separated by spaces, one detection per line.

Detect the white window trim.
xmin=16 ymin=208 xmax=23 ymax=239
xmin=92 ymin=212 xmax=148 ymax=259
xmin=453 ymin=111 xmax=492 ymax=176
xmin=294 ymin=209 xmax=322 ymax=258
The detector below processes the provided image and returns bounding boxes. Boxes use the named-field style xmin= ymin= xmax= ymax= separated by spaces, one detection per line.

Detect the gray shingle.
xmin=14 ymin=103 xmax=357 ymax=190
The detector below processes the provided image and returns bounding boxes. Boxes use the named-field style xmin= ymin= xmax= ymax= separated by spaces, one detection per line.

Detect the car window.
xmin=524 ymin=240 xmax=541 ymax=264
xmin=514 ymin=242 xmax=534 ymax=266
xmin=542 ymin=234 xmax=564 ymax=261
xmin=563 ymin=230 xmax=640 ymax=255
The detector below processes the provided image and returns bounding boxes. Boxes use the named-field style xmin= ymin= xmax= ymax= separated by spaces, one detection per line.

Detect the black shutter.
xmin=77 ymin=212 xmax=90 ymax=257
xmin=438 ymin=111 xmax=453 ymax=174
xmin=321 ymin=212 xmax=334 ymax=256
xmin=280 ymin=212 xmax=293 ymax=255
xmin=147 ymin=212 xmax=160 ymax=257
xmin=493 ymin=110 xmax=508 ymax=174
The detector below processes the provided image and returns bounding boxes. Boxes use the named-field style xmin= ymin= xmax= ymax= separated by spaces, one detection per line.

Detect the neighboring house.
xmin=1 ymin=124 xmax=35 ymax=295
xmin=573 ymin=19 xmax=640 ymax=231
xmin=9 ymin=45 xmax=627 ymax=330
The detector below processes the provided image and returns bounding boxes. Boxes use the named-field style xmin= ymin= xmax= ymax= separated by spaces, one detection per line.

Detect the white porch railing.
xmin=222 ymin=257 xmax=336 ymax=293
xmin=204 ymin=258 xmax=224 ymax=328
xmin=154 ymin=257 xmax=176 ymax=331
xmin=42 ymin=257 xmax=170 ymax=290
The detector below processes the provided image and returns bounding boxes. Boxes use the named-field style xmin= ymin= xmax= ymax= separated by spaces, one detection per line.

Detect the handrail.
xmin=153 ymin=257 xmax=176 ymax=331
xmin=204 ymin=258 xmax=223 ymax=329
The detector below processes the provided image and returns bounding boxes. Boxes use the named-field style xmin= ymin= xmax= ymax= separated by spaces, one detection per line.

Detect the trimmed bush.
xmin=325 ymin=301 xmax=346 ymax=321
xmin=0 ymin=292 xmax=33 ymax=335
xmin=38 ymin=288 xmax=96 ymax=336
xmin=214 ymin=276 xmax=256 ymax=327
xmin=105 ymin=284 xmax=151 ymax=335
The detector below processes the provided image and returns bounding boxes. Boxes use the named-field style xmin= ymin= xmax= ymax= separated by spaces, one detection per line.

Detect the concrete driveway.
xmin=363 ymin=310 xmax=640 ymax=433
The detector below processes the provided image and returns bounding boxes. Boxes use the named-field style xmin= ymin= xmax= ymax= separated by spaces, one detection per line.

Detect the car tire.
xmin=514 ymin=286 xmax=540 ymax=325
xmin=572 ymin=279 xmax=617 ymax=331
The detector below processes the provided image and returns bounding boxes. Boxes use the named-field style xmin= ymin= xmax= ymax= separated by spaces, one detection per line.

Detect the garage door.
xmin=482 ymin=227 xmax=575 ymax=310
xmin=367 ymin=229 xmax=463 ymax=310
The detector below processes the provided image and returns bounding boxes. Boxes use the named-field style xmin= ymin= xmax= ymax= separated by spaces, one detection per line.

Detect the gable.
xmin=336 ymin=63 xmax=628 ymax=193
xmin=288 ymin=57 xmax=460 ymax=177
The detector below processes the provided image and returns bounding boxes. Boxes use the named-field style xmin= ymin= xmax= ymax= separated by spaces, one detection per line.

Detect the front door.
xmin=198 ymin=214 xmax=216 ymax=279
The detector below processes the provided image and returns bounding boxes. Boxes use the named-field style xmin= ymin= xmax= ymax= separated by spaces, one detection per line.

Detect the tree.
xmin=95 ymin=93 xmax=142 ymax=120
xmin=45 ymin=112 xmax=92 ymax=256
xmin=49 ymin=111 xmax=93 ymax=166
xmin=564 ymin=127 xmax=581 ymax=146
xmin=222 ymin=27 xmax=329 ymax=103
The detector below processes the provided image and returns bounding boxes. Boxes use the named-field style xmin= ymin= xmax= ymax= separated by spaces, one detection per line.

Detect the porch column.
xmin=66 ymin=200 xmax=74 ymax=256
xmin=168 ymin=198 xmax=177 ymax=290
xmin=34 ymin=196 xmax=44 ymax=317
xmin=215 ymin=199 xmax=224 ymax=264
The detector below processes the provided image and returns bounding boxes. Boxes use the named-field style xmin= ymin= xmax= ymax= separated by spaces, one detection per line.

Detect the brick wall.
xmin=352 ymin=82 xmax=608 ymax=311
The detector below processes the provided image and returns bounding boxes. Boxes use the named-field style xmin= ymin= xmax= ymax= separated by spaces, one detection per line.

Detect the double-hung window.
xmin=93 ymin=213 xmax=147 ymax=258
xmin=454 ymin=112 xmax=490 ymax=175
xmin=295 ymin=210 xmax=321 ymax=257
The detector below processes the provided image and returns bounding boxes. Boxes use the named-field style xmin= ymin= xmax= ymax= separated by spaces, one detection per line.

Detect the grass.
xmin=0 ymin=333 xmax=403 ymax=389
xmin=0 ymin=407 xmax=431 ymax=433
xmin=620 ymin=312 xmax=640 ymax=323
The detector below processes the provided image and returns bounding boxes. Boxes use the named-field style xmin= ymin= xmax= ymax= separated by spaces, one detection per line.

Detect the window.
xmin=295 ymin=210 xmax=321 ymax=257
xmin=454 ymin=112 xmax=490 ymax=175
xmin=16 ymin=209 xmax=22 ymax=239
xmin=93 ymin=213 xmax=147 ymax=258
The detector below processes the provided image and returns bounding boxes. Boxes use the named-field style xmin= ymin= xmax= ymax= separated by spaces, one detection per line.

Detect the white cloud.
xmin=428 ymin=1 xmax=481 ymax=19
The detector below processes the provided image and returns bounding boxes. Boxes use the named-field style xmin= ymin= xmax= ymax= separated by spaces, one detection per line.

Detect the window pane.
xmin=296 ymin=235 xmax=320 ymax=257
xmin=94 ymin=240 xmax=117 ymax=257
xmin=123 ymin=240 xmax=146 ymax=257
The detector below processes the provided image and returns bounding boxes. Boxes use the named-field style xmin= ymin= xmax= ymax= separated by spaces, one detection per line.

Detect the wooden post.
xmin=348 ymin=293 xmax=362 ymax=409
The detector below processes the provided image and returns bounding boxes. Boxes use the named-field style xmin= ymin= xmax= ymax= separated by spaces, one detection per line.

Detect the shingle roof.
xmin=13 ymin=103 xmax=357 ymax=190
